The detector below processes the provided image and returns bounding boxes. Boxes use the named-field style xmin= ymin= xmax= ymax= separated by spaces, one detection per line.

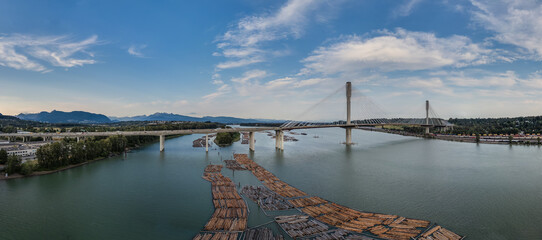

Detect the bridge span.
xmin=0 ymin=82 xmax=449 ymax=152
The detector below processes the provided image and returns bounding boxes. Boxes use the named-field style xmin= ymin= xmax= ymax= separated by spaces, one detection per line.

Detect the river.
xmin=1 ymin=128 xmax=541 ymax=239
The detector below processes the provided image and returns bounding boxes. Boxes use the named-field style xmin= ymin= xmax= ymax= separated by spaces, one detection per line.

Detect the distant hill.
xmin=1 ymin=113 xmax=46 ymax=132
xmin=110 ymin=112 xmax=283 ymax=124
xmin=17 ymin=110 xmax=112 ymax=124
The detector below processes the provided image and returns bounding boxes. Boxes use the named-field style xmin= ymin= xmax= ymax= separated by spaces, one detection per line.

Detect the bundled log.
xmin=196 ymin=167 xmax=248 ymax=237
xmin=224 ymin=160 xmax=247 ymax=170
xmin=275 ymin=215 xmax=329 ymax=238
xmin=233 ymin=154 xmax=462 ymax=240
xmin=288 ymin=196 xmax=327 ymax=208
xmin=204 ymin=165 xmax=223 ymax=173
xmin=418 ymin=225 xmax=462 ymax=240
xmin=242 ymin=227 xmax=284 ymax=240
xmin=241 ymin=185 xmax=292 ymax=211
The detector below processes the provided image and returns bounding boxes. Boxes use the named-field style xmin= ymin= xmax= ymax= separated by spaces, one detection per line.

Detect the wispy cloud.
xmin=470 ymin=0 xmax=542 ymax=58
xmin=202 ymin=83 xmax=231 ymax=101
xmin=300 ymin=28 xmax=494 ymax=75
xmin=0 ymin=34 xmax=99 ymax=72
xmin=128 ymin=44 xmax=147 ymax=58
xmin=393 ymin=0 xmax=424 ymax=17
xmin=231 ymin=69 xmax=267 ymax=83
xmin=214 ymin=0 xmax=333 ymax=70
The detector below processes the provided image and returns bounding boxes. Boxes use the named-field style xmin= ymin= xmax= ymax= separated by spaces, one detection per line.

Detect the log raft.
xmin=193 ymin=164 xmax=249 ymax=240
xmin=233 ymin=154 xmax=463 ymax=240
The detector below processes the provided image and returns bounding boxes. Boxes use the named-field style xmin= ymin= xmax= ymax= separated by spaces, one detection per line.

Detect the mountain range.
xmin=14 ymin=111 xmax=283 ymax=124
xmin=17 ymin=110 xmax=112 ymax=124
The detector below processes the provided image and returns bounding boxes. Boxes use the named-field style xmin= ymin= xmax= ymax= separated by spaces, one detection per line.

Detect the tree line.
xmin=1 ymin=135 xmax=159 ymax=176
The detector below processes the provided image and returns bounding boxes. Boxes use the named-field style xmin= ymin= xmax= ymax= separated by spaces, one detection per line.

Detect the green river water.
xmin=1 ymin=128 xmax=542 ymax=239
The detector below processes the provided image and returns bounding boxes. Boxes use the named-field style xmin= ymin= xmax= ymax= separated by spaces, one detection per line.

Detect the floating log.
xmin=242 ymin=227 xmax=284 ymax=240
xmin=224 ymin=160 xmax=247 ymax=170
xmin=233 ymin=154 xmax=463 ymax=240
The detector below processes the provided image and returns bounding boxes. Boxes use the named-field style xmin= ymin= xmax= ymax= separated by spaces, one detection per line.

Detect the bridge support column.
xmin=275 ymin=130 xmax=284 ymax=151
xmin=205 ymin=134 xmax=209 ymax=152
xmin=346 ymin=128 xmax=352 ymax=145
xmin=159 ymin=135 xmax=165 ymax=152
xmin=249 ymin=132 xmax=255 ymax=152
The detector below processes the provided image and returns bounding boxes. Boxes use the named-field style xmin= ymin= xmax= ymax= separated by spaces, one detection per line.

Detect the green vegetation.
xmin=448 ymin=116 xmax=542 ymax=135
xmin=0 ymin=117 xmax=223 ymax=136
xmin=0 ymin=149 xmax=7 ymax=164
xmin=5 ymin=155 xmax=21 ymax=174
xmin=20 ymin=160 xmax=38 ymax=175
xmin=214 ymin=131 xmax=240 ymax=146
xmin=36 ymin=135 xmax=155 ymax=170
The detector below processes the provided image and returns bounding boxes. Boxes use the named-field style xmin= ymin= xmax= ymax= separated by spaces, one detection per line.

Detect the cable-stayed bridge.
xmin=0 ymin=82 xmax=451 ymax=152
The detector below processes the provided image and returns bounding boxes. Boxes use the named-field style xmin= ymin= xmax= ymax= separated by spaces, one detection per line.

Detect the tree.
xmin=508 ymin=135 xmax=514 ymax=144
xmin=0 ymin=149 xmax=7 ymax=164
xmin=20 ymin=161 xmax=37 ymax=175
xmin=475 ymin=133 xmax=480 ymax=143
xmin=5 ymin=155 xmax=21 ymax=174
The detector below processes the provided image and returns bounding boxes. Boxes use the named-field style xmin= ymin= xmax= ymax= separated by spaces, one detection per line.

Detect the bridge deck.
xmin=0 ymin=123 xmax=446 ymax=138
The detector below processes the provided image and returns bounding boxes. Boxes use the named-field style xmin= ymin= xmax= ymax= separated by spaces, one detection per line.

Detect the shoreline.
xmin=359 ymin=127 xmax=542 ymax=146
xmin=0 ymin=151 xmax=125 ymax=181
xmin=0 ymin=135 xmax=184 ymax=181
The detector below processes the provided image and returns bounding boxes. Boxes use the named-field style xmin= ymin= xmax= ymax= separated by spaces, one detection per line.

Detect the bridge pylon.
xmin=345 ymin=82 xmax=353 ymax=145
xmin=425 ymin=100 xmax=430 ymax=134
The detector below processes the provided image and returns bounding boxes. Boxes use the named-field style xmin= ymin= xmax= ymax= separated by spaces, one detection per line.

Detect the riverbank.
xmin=359 ymin=127 xmax=542 ymax=146
xmin=0 ymin=134 xmax=186 ymax=181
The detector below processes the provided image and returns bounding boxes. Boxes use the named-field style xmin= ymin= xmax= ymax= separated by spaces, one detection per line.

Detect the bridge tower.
xmin=345 ymin=82 xmax=353 ymax=145
xmin=425 ymin=100 xmax=430 ymax=134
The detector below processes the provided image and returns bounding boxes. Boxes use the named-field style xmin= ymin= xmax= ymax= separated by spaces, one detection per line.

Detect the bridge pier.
xmin=249 ymin=132 xmax=255 ymax=152
xmin=159 ymin=135 xmax=165 ymax=152
xmin=275 ymin=130 xmax=284 ymax=151
xmin=205 ymin=134 xmax=209 ymax=152
xmin=345 ymin=128 xmax=352 ymax=145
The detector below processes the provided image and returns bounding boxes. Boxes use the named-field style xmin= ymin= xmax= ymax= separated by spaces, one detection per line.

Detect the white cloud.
xmin=407 ymin=77 xmax=445 ymax=88
xmin=231 ymin=69 xmax=267 ymax=83
xmin=393 ymin=0 xmax=424 ymax=17
xmin=215 ymin=0 xmax=331 ymax=69
xmin=202 ymin=83 xmax=231 ymax=101
xmin=266 ymin=77 xmax=296 ymax=89
xmin=294 ymin=77 xmax=327 ymax=87
xmin=216 ymin=57 xmax=263 ymax=70
xmin=0 ymin=34 xmax=99 ymax=72
xmin=301 ymin=28 xmax=493 ymax=75
xmin=447 ymin=70 xmax=517 ymax=87
xmin=519 ymin=71 xmax=542 ymax=89
xmin=128 ymin=44 xmax=147 ymax=57
xmin=470 ymin=0 xmax=542 ymax=58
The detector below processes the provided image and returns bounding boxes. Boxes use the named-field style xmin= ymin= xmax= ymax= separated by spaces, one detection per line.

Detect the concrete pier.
xmin=346 ymin=128 xmax=352 ymax=144
xmin=275 ymin=130 xmax=284 ymax=150
xmin=249 ymin=132 xmax=255 ymax=151
xmin=159 ymin=135 xmax=165 ymax=152
xmin=205 ymin=134 xmax=209 ymax=152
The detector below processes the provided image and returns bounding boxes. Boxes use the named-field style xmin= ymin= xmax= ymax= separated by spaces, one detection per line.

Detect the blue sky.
xmin=1 ymin=0 xmax=542 ymax=120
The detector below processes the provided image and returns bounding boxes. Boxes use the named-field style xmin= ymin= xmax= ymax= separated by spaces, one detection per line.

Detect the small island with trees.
xmin=213 ymin=127 xmax=240 ymax=147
